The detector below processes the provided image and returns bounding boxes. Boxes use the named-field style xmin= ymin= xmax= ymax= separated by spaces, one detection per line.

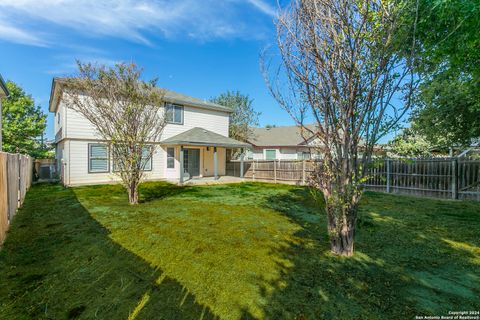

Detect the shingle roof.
xmin=163 ymin=89 xmax=232 ymax=113
xmin=0 ymin=74 xmax=9 ymax=98
xmin=247 ymin=125 xmax=315 ymax=147
xmin=49 ymin=77 xmax=232 ymax=113
xmin=161 ymin=127 xmax=250 ymax=148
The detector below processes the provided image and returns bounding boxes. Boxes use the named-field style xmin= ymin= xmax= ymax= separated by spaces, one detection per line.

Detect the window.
xmin=165 ymin=103 xmax=184 ymax=124
xmin=297 ymin=151 xmax=311 ymax=160
xmin=112 ymin=145 xmax=152 ymax=172
xmin=141 ymin=146 xmax=153 ymax=171
xmin=167 ymin=147 xmax=175 ymax=168
xmin=89 ymin=144 xmax=109 ymax=173
xmin=265 ymin=149 xmax=277 ymax=160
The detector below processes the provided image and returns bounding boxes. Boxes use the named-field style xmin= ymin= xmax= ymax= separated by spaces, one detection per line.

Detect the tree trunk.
xmin=128 ymin=183 xmax=139 ymax=205
xmin=329 ymin=223 xmax=355 ymax=257
xmin=326 ymin=201 xmax=357 ymax=257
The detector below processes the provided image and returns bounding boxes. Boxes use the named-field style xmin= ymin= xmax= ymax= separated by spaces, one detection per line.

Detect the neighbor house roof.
xmin=161 ymin=127 xmax=250 ymax=148
xmin=247 ymin=125 xmax=316 ymax=147
xmin=0 ymin=74 xmax=9 ymax=98
xmin=48 ymin=77 xmax=232 ymax=113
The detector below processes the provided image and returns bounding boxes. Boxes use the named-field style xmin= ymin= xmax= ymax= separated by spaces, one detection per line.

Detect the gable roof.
xmin=0 ymin=74 xmax=9 ymax=98
xmin=247 ymin=125 xmax=315 ymax=147
xmin=48 ymin=77 xmax=232 ymax=113
xmin=161 ymin=127 xmax=250 ymax=148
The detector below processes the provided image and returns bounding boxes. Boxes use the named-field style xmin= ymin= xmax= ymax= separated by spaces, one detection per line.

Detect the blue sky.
xmin=0 ymin=0 xmax=294 ymax=140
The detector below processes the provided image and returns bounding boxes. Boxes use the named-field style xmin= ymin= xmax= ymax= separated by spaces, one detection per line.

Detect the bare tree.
xmin=64 ymin=62 xmax=166 ymax=204
xmin=263 ymin=0 xmax=419 ymax=256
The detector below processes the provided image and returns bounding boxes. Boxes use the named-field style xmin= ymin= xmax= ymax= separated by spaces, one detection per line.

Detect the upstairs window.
xmin=165 ymin=103 xmax=184 ymax=124
xmin=89 ymin=144 xmax=109 ymax=173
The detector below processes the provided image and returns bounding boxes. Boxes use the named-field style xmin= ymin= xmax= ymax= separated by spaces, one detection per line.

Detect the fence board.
xmin=227 ymin=158 xmax=480 ymax=201
xmin=0 ymin=155 xmax=8 ymax=244
xmin=0 ymin=152 xmax=33 ymax=246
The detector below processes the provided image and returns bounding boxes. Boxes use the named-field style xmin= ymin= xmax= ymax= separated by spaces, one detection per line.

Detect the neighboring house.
xmin=246 ymin=125 xmax=320 ymax=160
xmin=49 ymin=78 xmax=249 ymax=186
xmin=0 ymin=74 xmax=10 ymax=151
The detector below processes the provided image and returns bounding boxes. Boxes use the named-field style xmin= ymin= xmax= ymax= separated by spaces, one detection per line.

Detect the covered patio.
xmin=161 ymin=127 xmax=250 ymax=184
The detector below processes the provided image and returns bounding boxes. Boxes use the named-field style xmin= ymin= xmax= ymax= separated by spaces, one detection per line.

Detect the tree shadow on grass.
xmin=259 ymin=188 xmax=480 ymax=319
xmin=0 ymin=184 xmax=217 ymax=320
xmin=139 ymin=182 xmax=187 ymax=203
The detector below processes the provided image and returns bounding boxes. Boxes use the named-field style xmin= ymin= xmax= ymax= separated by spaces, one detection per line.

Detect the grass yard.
xmin=0 ymin=182 xmax=479 ymax=319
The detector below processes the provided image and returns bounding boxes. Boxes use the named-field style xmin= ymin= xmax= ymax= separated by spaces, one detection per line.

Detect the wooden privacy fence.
xmin=364 ymin=158 xmax=480 ymax=201
xmin=226 ymin=158 xmax=480 ymax=201
xmin=227 ymin=160 xmax=317 ymax=184
xmin=0 ymin=152 xmax=33 ymax=245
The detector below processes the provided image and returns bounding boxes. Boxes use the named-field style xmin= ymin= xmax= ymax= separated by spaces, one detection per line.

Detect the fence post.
xmin=302 ymin=160 xmax=306 ymax=185
xmin=386 ymin=159 xmax=391 ymax=193
xmin=274 ymin=160 xmax=277 ymax=183
xmin=452 ymin=158 xmax=458 ymax=200
xmin=240 ymin=153 xmax=244 ymax=178
xmin=252 ymin=160 xmax=256 ymax=181
xmin=17 ymin=154 xmax=21 ymax=208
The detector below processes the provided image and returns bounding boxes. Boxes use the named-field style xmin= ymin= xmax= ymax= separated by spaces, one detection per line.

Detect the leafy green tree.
xmin=401 ymin=0 xmax=480 ymax=147
xmin=64 ymin=62 xmax=167 ymax=205
xmin=1 ymin=81 xmax=48 ymax=157
xmin=388 ymin=128 xmax=439 ymax=157
xmin=210 ymin=91 xmax=260 ymax=143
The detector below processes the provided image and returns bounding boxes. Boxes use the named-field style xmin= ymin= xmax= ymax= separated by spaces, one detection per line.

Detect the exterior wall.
xmin=161 ymin=107 xmax=229 ymax=139
xmin=248 ymin=147 xmax=307 ymax=160
xmin=58 ymin=95 xmax=230 ymax=141
xmin=163 ymin=146 xmax=181 ymax=181
xmin=66 ymin=140 xmax=164 ymax=186
xmin=247 ymin=145 xmax=324 ymax=160
xmin=202 ymin=147 xmax=226 ymax=177
xmin=54 ymin=92 xmax=231 ymax=186
xmin=163 ymin=145 xmax=226 ymax=182
xmin=55 ymin=141 xmax=64 ymax=179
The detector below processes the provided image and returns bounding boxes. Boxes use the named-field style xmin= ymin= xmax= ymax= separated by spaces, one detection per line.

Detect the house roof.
xmin=0 ymin=74 xmax=9 ymax=98
xmin=247 ymin=125 xmax=316 ymax=147
xmin=161 ymin=127 xmax=250 ymax=148
xmin=48 ymin=77 xmax=233 ymax=113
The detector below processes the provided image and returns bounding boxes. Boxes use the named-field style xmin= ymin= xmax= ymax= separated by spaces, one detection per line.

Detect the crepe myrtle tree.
xmin=64 ymin=62 xmax=167 ymax=204
xmin=262 ymin=0 xmax=419 ymax=256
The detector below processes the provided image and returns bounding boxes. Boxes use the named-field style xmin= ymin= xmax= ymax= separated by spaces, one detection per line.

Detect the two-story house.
xmin=49 ymin=78 xmax=249 ymax=186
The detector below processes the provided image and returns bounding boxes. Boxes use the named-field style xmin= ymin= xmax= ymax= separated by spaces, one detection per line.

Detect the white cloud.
xmin=0 ymin=16 xmax=47 ymax=46
xmin=0 ymin=0 xmax=277 ymax=46
xmin=246 ymin=0 xmax=277 ymax=17
xmin=44 ymin=57 xmax=120 ymax=76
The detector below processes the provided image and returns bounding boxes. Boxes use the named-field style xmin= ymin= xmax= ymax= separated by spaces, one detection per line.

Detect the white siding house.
xmin=246 ymin=125 xmax=322 ymax=160
xmin=49 ymin=78 xmax=248 ymax=186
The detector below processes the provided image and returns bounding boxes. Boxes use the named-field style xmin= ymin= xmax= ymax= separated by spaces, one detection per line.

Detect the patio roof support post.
xmin=214 ymin=147 xmax=218 ymax=180
xmin=240 ymin=148 xmax=244 ymax=178
xmin=179 ymin=146 xmax=184 ymax=185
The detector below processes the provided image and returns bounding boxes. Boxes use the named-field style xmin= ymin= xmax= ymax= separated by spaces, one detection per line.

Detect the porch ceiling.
xmin=161 ymin=127 xmax=251 ymax=148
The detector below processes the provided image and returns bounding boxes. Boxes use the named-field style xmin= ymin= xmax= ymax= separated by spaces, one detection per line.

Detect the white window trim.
xmin=165 ymin=103 xmax=184 ymax=125
xmin=166 ymin=147 xmax=175 ymax=169
xmin=88 ymin=143 xmax=110 ymax=173
xmin=264 ymin=149 xmax=277 ymax=160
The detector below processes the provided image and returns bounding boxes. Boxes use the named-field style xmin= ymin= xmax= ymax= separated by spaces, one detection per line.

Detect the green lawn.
xmin=0 ymin=182 xmax=479 ymax=319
